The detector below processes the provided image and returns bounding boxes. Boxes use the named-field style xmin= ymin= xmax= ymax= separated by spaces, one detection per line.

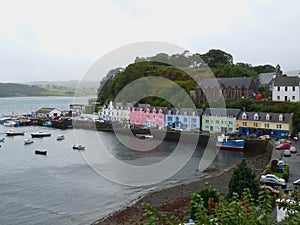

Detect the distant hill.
xmin=0 ymin=82 xmax=96 ymax=97
xmin=24 ymin=80 xmax=99 ymax=89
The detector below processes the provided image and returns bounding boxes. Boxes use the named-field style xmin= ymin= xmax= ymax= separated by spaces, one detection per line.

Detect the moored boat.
xmin=216 ymin=134 xmax=245 ymax=151
xmin=35 ymin=150 xmax=47 ymax=155
xmin=5 ymin=129 xmax=25 ymax=136
xmin=72 ymin=144 xmax=85 ymax=150
xmin=31 ymin=131 xmax=51 ymax=138
xmin=24 ymin=139 xmax=34 ymax=144
xmin=56 ymin=135 xmax=65 ymax=140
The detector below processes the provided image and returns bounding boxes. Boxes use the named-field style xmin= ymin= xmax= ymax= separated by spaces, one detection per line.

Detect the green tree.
xmin=201 ymin=49 xmax=233 ymax=68
xmin=253 ymin=64 xmax=276 ymax=74
xmin=228 ymin=158 xmax=260 ymax=200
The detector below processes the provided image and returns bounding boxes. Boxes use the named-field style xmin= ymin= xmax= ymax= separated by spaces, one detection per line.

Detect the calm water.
xmin=0 ymin=96 xmax=244 ymax=225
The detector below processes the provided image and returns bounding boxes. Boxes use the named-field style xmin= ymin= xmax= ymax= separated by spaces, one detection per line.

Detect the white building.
xmin=98 ymin=101 xmax=132 ymax=125
xmin=35 ymin=108 xmax=61 ymax=118
xmin=272 ymin=75 xmax=300 ymax=102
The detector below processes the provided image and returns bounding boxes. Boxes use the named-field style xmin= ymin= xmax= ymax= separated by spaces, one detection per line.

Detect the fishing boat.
xmin=216 ymin=134 xmax=245 ymax=151
xmin=31 ymin=131 xmax=51 ymax=138
xmin=24 ymin=139 xmax=34 ymax=144
xmin=35 ymin=150 xmax=47 ymax=155
xmin=5 ymin=129 xmax=25 ymax=136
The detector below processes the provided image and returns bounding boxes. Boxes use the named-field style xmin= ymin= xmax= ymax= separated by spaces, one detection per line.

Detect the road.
xmin=272 ymin=140 xmax=300 ymax=222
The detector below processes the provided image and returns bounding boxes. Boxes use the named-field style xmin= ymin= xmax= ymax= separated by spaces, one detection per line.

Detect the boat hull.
xmin=35 ymin=150 xmax=47 ymax=155
xmin=6 ymin=131 xmax=25 ymax=136
xmin=31 ymin=133 xmax=51 ymax=138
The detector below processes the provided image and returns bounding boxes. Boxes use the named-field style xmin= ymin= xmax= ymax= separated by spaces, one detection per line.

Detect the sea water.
xmin=0 ymin=96 xmax=243 ymax=225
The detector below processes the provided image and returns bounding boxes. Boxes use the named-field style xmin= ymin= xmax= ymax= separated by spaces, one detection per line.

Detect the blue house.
xmin=164 ymin=108 xmax=202 ymax=131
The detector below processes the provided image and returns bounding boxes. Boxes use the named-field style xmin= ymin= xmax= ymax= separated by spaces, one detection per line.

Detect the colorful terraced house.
xmin=236 ymin=111 xmax=293 ymax=138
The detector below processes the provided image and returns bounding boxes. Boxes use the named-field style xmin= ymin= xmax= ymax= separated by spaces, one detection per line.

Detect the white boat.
xmin=31 ymin=131 xmax=51 ymax=138
xmin=6 ymin=129 xmax=25 ymax=136
xmin=3 ymin=121 xmax=16 ymax=127
xmin=72 ymin=144 xmax=85 ymax=150
xmin=24 ymin=139 xmax=34 ymax=144
xmin=56 ymin=135 xmax=65 ymax=141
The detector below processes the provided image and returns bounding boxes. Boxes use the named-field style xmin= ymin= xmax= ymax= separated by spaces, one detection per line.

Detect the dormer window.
xmin=242 ymin=112 xmax=247 ymax=120
xmin=279 ymin=114 xmax=284 ymax=121
xmin=266 ymin=113 xmax=270 ymax=121
xmin=254 ymin=113 xmax=259 ymax=121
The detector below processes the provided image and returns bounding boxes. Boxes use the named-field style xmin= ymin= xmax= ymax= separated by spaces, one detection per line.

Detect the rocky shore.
xmin=93 ymin=143 xmax=272 ymax=225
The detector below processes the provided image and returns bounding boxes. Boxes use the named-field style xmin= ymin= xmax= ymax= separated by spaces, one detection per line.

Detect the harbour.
xmin=0 ymin=96 xmax=252 ymax=225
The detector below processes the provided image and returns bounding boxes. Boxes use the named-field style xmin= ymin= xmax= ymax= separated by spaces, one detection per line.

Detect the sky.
xmin=1 ymin=0 xmax=300 ymax=83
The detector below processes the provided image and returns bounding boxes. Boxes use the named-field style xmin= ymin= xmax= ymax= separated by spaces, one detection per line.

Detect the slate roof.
xmin=165 ymin=107 xmax=203 ymax=116
xmin=274 ymin=76 xmax=299 ymax=87
xmin=202 ymin=108 xmax=241 ymax=117
xmin=199 ymin=77 xmax=255 ymax=89
xmin=258 ymin=73 xmax=275 ymax=85
xmin=237 ymin=112 xmax=292 ymax=123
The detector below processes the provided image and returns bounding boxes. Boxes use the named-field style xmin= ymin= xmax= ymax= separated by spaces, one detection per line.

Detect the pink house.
xmin=130 ymin=104 xmax=164 ymax=129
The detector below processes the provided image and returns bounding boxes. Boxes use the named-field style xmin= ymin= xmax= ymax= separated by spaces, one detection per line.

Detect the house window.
xmin=277 ymin=86 xmax=280 ymax=91
xmin=285 ymin=87 xmax=288 ymax=91
xmin=264 ymin=123 xmax=270 ymax=128
xmin=293 ymin=86 xmax=296 ymax=91
xmin=229 ymin=121 xmax=233 ymax=125
xmin=254 ymin=123 xmax=258 ymax=127
xmin=277 ymin=124 xmax=282 ymax=129
xmin=242 ymin=113 xmax=247 ymax=120
xmin=254 ymin=113 xmax=259 ymax=120
xmin=216 ymin=120 xmax=219 ymax=124
xmin=242 ymin=122 xmax=247 ymax=126
xmin=292 ymin=96 xmax=295 ymax=100
xmin=277 ymin=96 xmax=280 ymax=100
xmin=205 ymin=120 xmax=209 ymax=123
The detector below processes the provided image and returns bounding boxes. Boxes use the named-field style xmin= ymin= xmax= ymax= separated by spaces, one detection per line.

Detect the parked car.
xmin=275 ymin=139 xmax=290 ymax=146
xmin=260 ymin=174 xmax=287 ymax=188
xmin=260 ymin=185 xmax=280 ymax=196
xmin=276 ymin=142 xmax=291 ymax=149
xmin=283 ymin=149 xmax=292 ymax=157
xmin=289 ymin=145 xmax=297 ymax=153
xmin=259 ymin=135 xmax=271 ymax=140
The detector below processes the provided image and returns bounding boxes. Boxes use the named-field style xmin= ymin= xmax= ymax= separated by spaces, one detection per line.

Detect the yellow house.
xmin=236 ymin=111 xmax=293 ymax=138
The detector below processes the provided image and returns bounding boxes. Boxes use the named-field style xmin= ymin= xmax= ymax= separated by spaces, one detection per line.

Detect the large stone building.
xmin=194 ymin=77 xmax=258 ymax=105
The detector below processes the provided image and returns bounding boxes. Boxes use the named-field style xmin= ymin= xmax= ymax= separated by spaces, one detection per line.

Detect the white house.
xmin=98 ymin=101 xmax=132 ymax=125
xmin=272 ymin=70 xmax=300 ymax=102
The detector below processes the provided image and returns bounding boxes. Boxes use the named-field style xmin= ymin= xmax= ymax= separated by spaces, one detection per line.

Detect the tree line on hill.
xmin=97 ymin=49 xmax=276 ymax=107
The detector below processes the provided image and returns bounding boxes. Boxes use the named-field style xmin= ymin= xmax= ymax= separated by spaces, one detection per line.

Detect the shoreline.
xmin=92 ymin=146 xmax=272 ymax=225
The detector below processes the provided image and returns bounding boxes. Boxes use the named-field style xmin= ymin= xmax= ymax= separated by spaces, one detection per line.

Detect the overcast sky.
xmin=1 ymin=0 xmax=300 ymax=83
